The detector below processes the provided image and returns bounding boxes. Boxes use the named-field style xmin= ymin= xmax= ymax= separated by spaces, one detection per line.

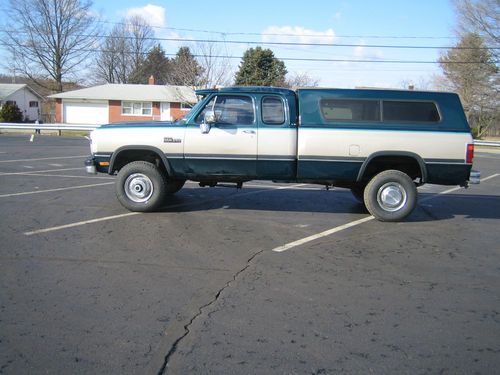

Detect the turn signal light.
xmin=99 ymin=161 xmax=110 ymax=166
xmin=466 ymin=144 xmax=474 ymax=164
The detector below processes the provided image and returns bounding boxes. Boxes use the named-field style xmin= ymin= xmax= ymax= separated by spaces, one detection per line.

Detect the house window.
xmin=29 ymin=101 xmax=39 ymax=108
xmin=122 ymin=101 xmax=152 ymax=116
xmin=6 ymin=100 xmax=16 ymax=106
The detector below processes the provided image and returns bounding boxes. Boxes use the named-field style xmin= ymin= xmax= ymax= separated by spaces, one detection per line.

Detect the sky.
xmin=2 ymin=0 xmax=460 ymax=89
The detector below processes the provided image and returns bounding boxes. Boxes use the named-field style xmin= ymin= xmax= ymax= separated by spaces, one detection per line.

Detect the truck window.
xmin=262 ymin=96 xmax=285 ymax=125
xmin=195 ymin=95 xmax=254 ymax=125
xmin=383 ymin=101 xmax=440 ymax=123
xmin=320 ymin=99 xmax=380 ymax=122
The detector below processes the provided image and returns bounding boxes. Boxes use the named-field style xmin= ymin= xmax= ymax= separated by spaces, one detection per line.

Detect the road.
xmin=0 ymin=134 xmax=499 ymax=374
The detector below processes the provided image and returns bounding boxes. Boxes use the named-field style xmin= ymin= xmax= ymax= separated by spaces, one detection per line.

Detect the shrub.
xmin=0 ymin=102 xmax=24 ymax=122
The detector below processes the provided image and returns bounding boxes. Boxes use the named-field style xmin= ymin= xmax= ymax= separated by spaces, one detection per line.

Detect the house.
xmin=49 ymin=80 xmax=197 ymax=125
xmin=0 ymin=84 xmax=44 ymax=122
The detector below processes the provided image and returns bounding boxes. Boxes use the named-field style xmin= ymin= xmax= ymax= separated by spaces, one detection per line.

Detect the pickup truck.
xmin=85 ymin=86 xmax=479 ymax=221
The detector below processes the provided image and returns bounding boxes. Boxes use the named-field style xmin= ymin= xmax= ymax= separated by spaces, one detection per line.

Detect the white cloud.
xmin=126 ymin=4 xmax=166 ymax=28
xmin=353 ymin=41 xmax=384 ymax=60
xmin=262 ymin=26 xmax=335 ymax=46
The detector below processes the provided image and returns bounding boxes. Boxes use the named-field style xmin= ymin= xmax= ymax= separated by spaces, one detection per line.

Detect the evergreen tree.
xmin=129 ymin=45 xmax=172 ymax=85
xmin=234 ymin=47 xmax=287 ymax=86
xmin=170 ymin=47 xmax=204 ymax=86
xmin=0 ymin=102 xmax=23 ymax=122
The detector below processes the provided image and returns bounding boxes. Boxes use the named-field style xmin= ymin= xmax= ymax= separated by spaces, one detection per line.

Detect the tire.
xmin=350 ymin=185 xmax=366 ymax=203
xmin=364 ymin=170 xmax=417 ymax=222
xmin=115 ymin=161 xmax=167 ymax=212
xmin=165 ymin=179 xmax=186 ymax=195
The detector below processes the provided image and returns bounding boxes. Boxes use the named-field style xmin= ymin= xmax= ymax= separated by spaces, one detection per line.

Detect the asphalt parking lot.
xmin=0 ymin=134 xmax=499 ymax=375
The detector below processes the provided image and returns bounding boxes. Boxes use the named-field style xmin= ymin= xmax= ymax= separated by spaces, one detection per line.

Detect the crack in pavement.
xmin=157 ymin=246 xmax=266 ymax=375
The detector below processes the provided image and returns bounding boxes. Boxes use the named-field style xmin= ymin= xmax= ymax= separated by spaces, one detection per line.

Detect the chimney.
xmin=408 ymin=85 xmax=415 ymax=91
xmin=148 ymin=75 xmax=155 ymax=85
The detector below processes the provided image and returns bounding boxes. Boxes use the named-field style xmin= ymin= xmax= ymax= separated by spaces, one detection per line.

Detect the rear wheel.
xmin=116 ymin=161 xmax=167 ymax=212
xmin=364 ymin=170 xmax=417 ymax=222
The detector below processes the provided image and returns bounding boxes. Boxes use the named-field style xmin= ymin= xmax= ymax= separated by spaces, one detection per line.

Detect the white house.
xmin=0 ymin=84 xmax=44 ymax=121
xmin=49 ymin=80 xmax=197 ymax=125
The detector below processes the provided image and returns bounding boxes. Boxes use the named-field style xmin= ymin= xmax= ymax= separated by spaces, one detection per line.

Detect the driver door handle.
xmin=243 ymin=130 xmax=256 ymax=134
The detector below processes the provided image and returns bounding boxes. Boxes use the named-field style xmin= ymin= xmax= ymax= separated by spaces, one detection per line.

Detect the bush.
xmin=0 ymin=102 xmax=23 ymax=122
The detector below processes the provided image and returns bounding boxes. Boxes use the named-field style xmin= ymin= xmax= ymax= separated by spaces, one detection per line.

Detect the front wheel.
xmin=116 ymin=161 xmax=167 ymax=212
xmin=364 ymin=170 xmax=417 ymax=222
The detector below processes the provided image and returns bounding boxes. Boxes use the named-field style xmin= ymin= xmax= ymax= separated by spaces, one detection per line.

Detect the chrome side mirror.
xmin=200 ymin=110 xmax=216 ymax=134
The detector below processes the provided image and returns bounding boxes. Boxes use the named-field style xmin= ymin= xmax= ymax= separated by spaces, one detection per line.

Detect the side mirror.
xmin=200 ymin=110 xmax=216 ymax=134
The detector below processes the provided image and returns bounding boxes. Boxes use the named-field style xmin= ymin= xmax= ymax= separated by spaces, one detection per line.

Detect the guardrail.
xmin=0 ymin=122 xmax=98 ymax=131
xmin=474 ymin=140 xmax=500 ymax=147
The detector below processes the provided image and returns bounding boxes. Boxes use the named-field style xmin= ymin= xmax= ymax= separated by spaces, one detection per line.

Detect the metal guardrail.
xmin=474 ymin=140 xmax=500 ymax=147
xmin=0 ymin=122 xmax=98 ymax=131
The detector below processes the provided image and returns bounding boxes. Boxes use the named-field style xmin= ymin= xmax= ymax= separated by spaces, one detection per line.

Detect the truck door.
xmin=183 ymin=94 xmax=258 ymax=178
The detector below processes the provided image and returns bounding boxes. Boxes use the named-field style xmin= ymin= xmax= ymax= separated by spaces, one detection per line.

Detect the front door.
xmin=160 ymin=102 xmax=170 ymax=121
xmin=183 ymin=94 xmax=257 ymax=178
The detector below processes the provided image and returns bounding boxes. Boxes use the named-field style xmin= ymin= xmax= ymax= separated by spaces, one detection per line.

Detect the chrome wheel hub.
xmin=377 ymin=182 xmax=407 ymax=212
xmin=124 ymin=173 xmax=153 ymax=203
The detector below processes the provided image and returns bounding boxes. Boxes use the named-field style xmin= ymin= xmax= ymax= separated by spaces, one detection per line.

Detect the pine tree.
xmin=234 ymin=47 xmax=287 ymax=86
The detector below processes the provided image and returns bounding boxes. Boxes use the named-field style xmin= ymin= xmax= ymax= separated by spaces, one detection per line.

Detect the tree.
xmin=129 ymin=45 xmax=172 ymax=84
xmin=0 ymin=103 xmax=23 ymax=122
xmin=95 ymin=16 xmax=155 ymax=84
xmin=234 ymin=47 xmax=287 ymax=86
xmin=439 ymin=32 xmax=498 ymax=136
xmin=4 ymin=0 xmax=99 ymax=92
xmin=195 ymin=41 xmax=234 ymax=88
xmin=454 ymin=0 xmax=499 ymax=59
xmin=170 ymin=47 xmax=204 ymax=86
xmin=285 ymin=72 xmax=320 ymax=88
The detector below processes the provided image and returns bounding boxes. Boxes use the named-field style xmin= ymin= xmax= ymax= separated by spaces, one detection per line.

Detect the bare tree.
xmin=4 ymin=0 xmax=99 ymax=92
xmin=454 ymin=0 xmax=500 ymax=59
xmin=94 ymin=15 xmax=155 ymax=84
xmin=195 ymin=42 xmax=234 ymax=88
xmin=285 ymin=72 xmax=320 ymax=88
xmin=127 ymin=15 xmax=155 ymax=75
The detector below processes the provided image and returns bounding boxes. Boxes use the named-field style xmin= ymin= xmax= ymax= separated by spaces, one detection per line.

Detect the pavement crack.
xmin=157 ymin=247 xmax=266 ymax=375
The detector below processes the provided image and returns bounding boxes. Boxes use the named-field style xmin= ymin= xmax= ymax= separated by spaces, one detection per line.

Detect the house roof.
xmin=49 ymin=84 xmax=197 ymax=103
xmin=0 ymin=84 xmax=44 ymax=101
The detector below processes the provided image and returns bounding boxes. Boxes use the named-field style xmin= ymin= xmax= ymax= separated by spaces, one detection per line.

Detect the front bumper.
xmin=85 ymin=157 xmax=97 ymax=174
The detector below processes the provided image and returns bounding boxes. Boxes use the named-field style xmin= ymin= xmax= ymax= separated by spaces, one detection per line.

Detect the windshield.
xmin=173 ymin=98 xmax=207 ymax=125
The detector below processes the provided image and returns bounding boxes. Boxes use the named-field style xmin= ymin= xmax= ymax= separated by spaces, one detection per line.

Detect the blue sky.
xmin=4 ymin=0 xmax=460 ymax=88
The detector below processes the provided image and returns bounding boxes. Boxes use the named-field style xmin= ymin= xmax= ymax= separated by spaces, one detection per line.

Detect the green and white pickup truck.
xmin=85 ymin=86 xmax=480 ymax=221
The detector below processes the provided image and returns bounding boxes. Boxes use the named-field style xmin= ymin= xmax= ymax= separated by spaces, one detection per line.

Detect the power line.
xmin=1 ymin=29 xmax=498 ymax=50
xmin=2 ymin=42 xmax=497 ymax=64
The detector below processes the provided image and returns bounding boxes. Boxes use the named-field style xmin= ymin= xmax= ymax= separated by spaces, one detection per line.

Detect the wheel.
xmin=350 ymin=185 xmax=366 ymax=203
xmin=115 ymin=161 xmax=167 ymax=212
xmin=364 ymin=170 xmax=417 ymax=222
xmin=165 ymin=179 xmax=185 ymax=194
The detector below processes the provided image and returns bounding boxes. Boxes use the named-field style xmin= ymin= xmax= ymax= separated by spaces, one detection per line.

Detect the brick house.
xmin=49 ymin=80 xmax=197 ymax=125
xmin=0 ymin=84 xmax=44 ymax=122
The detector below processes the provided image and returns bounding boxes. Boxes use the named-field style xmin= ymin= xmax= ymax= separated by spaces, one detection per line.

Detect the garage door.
xmin=63 ymin=101 xmax=108 ymax=124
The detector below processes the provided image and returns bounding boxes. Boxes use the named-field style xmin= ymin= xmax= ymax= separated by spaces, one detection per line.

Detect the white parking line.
xmin=7 ymin=172 xmax=114 ymax=180
xmin=0 ymin=182 xmax=113 ymax=198
xmin=24 ymin=212 xmax=140 ymax=236
xmin=23 ymin=184 xmax=307 ymax=236
xmin=0 ymin=167 xmax=84 ymax=176
xmin=272 ymin=173 xmax=500 ymax=253
xmin=0 ymin=155 xmax=87 ymax=163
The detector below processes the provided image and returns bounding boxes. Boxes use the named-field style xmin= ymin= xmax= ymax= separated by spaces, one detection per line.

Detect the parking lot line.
xmin=9 ymin=172 xmax=115 ymax=180
xmin=0 ymin=167 xmax=84 ymax=176
xmin=0 ymin=155 xmax=87 ymax=163
xmin=24 ymin=212 xmax=140 ymax=236
xmin=23 ymin=184 xmax=307 ymax=236
xmin=272 ymin=173 xmax=500 ymax=253
xmin=0 ymin=182 xmax=114 ymax=198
